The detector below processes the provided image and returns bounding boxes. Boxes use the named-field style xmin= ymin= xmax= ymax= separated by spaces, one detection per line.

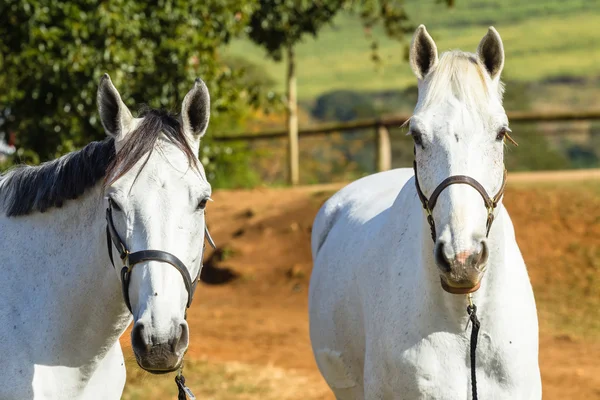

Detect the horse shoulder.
xmin=311 ymin=168 xmax=414 ymax=257
xmin=309 ymin=169 xmax=416 ymax=394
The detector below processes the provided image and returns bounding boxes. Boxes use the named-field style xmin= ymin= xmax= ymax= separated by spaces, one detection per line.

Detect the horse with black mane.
xmin=0 ymin=75 xmax=213 ymax=399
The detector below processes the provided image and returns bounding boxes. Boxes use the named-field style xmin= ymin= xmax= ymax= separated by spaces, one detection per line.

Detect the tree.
xmin=246 ymin=0 xmax=451 ymax=184
xmin=0 ymin=0 xmax=270 ymax=187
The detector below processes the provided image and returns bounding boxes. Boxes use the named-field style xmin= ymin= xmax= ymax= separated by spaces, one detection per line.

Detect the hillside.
xmin=224 ymin=0 xmax=600 ymax=101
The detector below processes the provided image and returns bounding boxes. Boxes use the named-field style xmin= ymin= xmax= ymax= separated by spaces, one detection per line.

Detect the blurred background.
xmin=1 ymin=1 xmax=599 ymax=399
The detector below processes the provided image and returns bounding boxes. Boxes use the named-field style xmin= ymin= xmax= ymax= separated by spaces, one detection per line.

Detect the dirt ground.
xmin=123 ymin=170 xmax=600 ymax=399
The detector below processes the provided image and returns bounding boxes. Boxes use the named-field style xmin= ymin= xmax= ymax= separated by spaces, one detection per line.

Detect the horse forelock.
xmin=104 ymin=107 xmax=198 ymax=187
xmin=418 ymin=51 xmax=504 ymax=119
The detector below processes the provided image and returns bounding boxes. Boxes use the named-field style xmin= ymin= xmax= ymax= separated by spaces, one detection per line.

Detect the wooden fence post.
xmin=376 ymin=124 xmax=392 ymax=172
xmin=286 ymin=45 xmax=299 ymax=186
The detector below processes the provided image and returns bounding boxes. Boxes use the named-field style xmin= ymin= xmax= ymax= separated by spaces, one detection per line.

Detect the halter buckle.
xmin=485 ymin=206 xmax=495 ymax=237
xmin=122 ymin=249 xmax=132 ymax=271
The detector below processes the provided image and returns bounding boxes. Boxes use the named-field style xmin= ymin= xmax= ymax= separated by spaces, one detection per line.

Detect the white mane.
xmin=418 ymin=51 xmax=504 ymax=116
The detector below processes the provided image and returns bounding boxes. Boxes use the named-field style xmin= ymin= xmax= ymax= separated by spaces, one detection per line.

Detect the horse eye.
xmin=109 ymin=198 xmax=123 ymax=212
xmin=411 ymin=129 xmax=424 ymax=147
xmin=496 ymin=127 xmax=507 ymax=141
xmin=196 ymin=198 xmax=209 ymax=211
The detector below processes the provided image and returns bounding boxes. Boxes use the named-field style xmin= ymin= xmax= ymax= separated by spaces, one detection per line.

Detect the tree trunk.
xmin=286 ymin=44 xmax=299 ymax=185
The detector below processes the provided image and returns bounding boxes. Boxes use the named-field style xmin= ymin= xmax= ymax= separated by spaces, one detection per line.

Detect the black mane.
xmin=0 ymin=108 xmax=196 ymax=217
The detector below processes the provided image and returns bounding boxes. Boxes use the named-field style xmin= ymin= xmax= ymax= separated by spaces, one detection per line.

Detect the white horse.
xmin=0 ymin=75 xmax=213 ymax=399
xmin=309 ymin=26 xmax=541 ymax=399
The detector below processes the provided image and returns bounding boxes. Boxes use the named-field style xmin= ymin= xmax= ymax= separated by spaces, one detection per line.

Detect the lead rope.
xmin=175 ymin=361 xmax=196 ymax=400
xmin=466 ymin=294 xmax=480 ymax=400
xmin=173 ymin=222 xmax=217 ymax=400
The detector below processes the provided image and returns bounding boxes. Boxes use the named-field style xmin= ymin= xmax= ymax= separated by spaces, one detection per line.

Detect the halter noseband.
xmin=105 ymin=198 xmax=216 ymax=313
xmin=413 ymin=161 xmax=507 ymax=242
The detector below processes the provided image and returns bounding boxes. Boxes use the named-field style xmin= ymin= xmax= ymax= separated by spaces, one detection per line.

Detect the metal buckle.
xmin=122 ymin=249 xmax=132 ymax=272
xmin=485 ymin=207 xmax=495 ymax=237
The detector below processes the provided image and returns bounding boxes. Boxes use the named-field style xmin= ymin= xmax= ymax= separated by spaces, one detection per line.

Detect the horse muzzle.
xmin=436 ymin=239 xmax=488 ymax=295
xmin=134 ymin=346 xmax=183 ymax=374
xmin=131 ymin=319 xmax=189 ymax=374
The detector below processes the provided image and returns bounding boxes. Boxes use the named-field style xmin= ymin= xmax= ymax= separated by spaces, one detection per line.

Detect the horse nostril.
xmin=434 ymin=241 xmax=452 ymax=272
xmin=476 ymin=240 xmax=489 ymax=270
xmin=171 ymin=322 xmax=189 ymax=355
xmin=131 ymin=322 xmax=150 ymax=353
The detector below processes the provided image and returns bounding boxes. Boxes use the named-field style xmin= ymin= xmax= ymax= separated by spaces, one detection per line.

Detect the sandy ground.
xmin=123 ymin=169 xmax=600 ymax=399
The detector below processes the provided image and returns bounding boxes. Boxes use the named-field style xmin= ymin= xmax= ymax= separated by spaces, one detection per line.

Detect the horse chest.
xmin=369 ymin=329 xmax=517 ymax=399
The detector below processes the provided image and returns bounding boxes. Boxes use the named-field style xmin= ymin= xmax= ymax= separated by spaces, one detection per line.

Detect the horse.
xmin=0 ymin=74 xmax=213 ymax=399
xmin=309 ymin=26 xmax=541 ymax=399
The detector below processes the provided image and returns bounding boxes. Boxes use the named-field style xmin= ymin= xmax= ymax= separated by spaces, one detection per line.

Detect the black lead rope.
xmin=175 ymin=361 xmax=196 ymax=399
xmin=467 ymin=302 xmax=481 ymax=400
xmin=175 ymin=374 xmax=193 ymax=400
xmin=175 ymin=374 xmax=187 ymax=400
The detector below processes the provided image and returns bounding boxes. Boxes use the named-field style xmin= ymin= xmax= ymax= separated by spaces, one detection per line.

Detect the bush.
xmin=312 ymin=90 xmax=377 ymax=122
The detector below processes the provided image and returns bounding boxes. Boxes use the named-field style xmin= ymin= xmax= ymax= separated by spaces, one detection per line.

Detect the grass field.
xmin=225 ymin=0 xmax=600 ymax=100
xmin=123 ymin=358 xmax=329 ymax=400
xmin=122 ymin=176 xmax=600 ymax=399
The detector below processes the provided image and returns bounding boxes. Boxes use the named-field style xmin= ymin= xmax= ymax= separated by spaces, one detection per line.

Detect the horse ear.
xmin=410 ymin=25 xmax=438 ymax=80
xmin=181 ymin=78 xmax=210 ymax=140
xmin=97 ymin=74 xmax=133 ymax=140
xmin=477 ymin=27 xmax=504 ymax=80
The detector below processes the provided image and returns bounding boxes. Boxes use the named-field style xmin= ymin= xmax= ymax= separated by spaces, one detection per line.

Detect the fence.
xmin=213 ymin=110 xmax=600 ymax=184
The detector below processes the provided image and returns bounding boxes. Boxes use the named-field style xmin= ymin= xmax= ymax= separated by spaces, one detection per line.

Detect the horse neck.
xmin=6 ymin=184 xmax=131 ymax=366
xmin=416 ymin=204 xmax=508 ymax=325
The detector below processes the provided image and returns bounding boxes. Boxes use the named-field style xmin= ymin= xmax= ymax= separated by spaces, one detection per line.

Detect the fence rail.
xmin=213 ymin=109 xmax=600 ymax=183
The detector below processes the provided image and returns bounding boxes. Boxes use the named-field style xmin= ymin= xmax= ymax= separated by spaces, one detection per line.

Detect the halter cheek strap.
xmin=105 ymin=198 xmax=215 ymax=313
xmin=413 ymin=161 xmax=507 ymax=242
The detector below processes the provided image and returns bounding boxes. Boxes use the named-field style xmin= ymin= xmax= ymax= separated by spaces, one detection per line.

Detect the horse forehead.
xmin=417 ymin=88 xmax=505 ymax=136
xmin=419 ymin=103 xmax=487 ymax=139
xmin=146 ymin=141 xmax=203 ymax=176
xmin=140 ymin=164 xmax=205 ymax=197
xmin=113 ymin=154 xmax=207 ymax=202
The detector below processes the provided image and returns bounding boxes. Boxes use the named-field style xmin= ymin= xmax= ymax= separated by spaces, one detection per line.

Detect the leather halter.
xmin=413 ymin=161 xmax=507 ymax=242
xmin=105 ymin=198 xmax=216 ymax=313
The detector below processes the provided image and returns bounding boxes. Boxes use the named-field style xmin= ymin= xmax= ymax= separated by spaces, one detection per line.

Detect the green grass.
xmin=224 ymin=1 xmax=600 ymax=100
xmin=122 ymin=357 xmax=328 ymax=400
xmin=122 ymin=359 xmax=266 ymax=400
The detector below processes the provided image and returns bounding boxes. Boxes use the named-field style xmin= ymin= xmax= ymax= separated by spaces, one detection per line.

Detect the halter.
xmin=413 ymin=160 xmax=507 ymax=242
xmin=412 ymin=154 xmax=509 ymax=400
xmin=105 ymin=198 xmax=216 ymax=313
